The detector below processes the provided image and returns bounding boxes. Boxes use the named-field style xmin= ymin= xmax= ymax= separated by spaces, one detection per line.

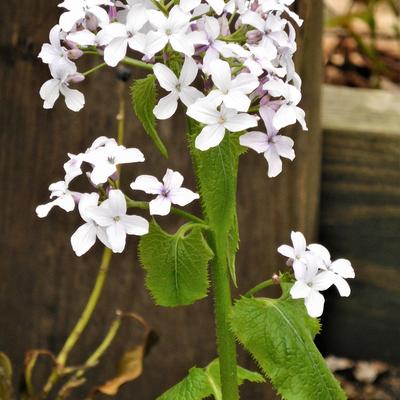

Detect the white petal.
xmin=330 ymin=259 xmax=355 ymax=279
xmin=290 ymin=281 xmax=311 ymax=299
xmin=97 ymin=22 xmax=127 ymax=46
xmin=195 ymin=124 xmax=225 ymax=151
xmin=36 ymin=201 xmax=56 ymax=218
xmin=274 ymin=135 xmax=295 ymax=160
xmin=210 ymin=59 xmax=231 ymax=93
xmin=67 ymin=30 xmax=97 ymax=46
xmin=104 ymin=37 xmax=128 ymax=67
xmin=87 ymin=205 xmax=114 ymax=227
xmin=153 ymin=92 xmax=179 ymax=120
xmin=277 ymin=244 xmax=295 ymax=259
xmin=145 ymin=31 xmax=168 ymax=56
xmin=291 ymin=231 xmax=306 ymax=255
xmin=169 ymin=188 xmax=199 ymax=206
xmin=223 ymin=90 xmax=251 ymax=112
xmin=304 ymin=290 xmax=325 ymax=318
xmin=170 ymin=33 xmax=195 ymax=56
xmin=120 ymin=215 xmax=149 ymax=235
xmin=179 ymin=56 xmax=198 ymax=87
xmin=88 ymin=5 xmax=110 ymax=27
xmin=90 ymin=163 xmax=116 ymax=185
xmin=223 ymin=112 xmax=258 ymax=132
xmin=38 ymin=43 xmax=61 ymax=64
xmin=273 ymin=104 xmax=297 ymax=130
xmin=179 ymin=86 xmax=203 ymax=108
xmin=149 ymin=196 xmax=172 ymax=216
xmin=40 ymin=79 xmax=60 ymax=109
xmin=106 ymin=222 xmax=126 ymax=253
xmin=312 ymin=271 xmax=335 ymax=291
xmin=179 ymin=0 xmax=201 ymax=12
xmin=206 ymin=0 xmax=225 ymax=15
xmin=264 ymin=146 xmax=282 ymax=178
xmin=78 ymin=192 xmax=100 ymax=222
xmin=59 ymin=9 xmax=85 ymax=32
xmin=153 ymin=63 xmax=178 ymax=91
xmin=240 ymin=132 xmax=269 ymax=154
xmin=231 ymin=73 xmax=259 ymax=95
xmin=186 ymin=99 xmax=220 ymax=125
xmin=130 ymin=175 xmax=163 ymax=194
xmin=55 ymin=194 xmax=76 ymax=212
xmin=60 ymin=85 xmax=85 ymax=112
xmin=115 ymin=148 xmax=145 ymax=164
xmin=108 ymin=189 xmax=127 ymax=216
xmin=71 ymin=222 xmax=97 ymax=256
xmin=332 ymin=274 xmax=351 ymax=297
xmin=163 ymin=169 xmax=184 ymax=190
xmin=308 ymin=243 xmax=331 ymax=265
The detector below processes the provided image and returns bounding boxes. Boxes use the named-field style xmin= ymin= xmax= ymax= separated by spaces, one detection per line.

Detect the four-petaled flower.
xmin=82 ymin=140 xmax=145 ymax=185
xmin=131 ymin=169 xmax=199 ymax=215
xmin=187 ymin=98 xmax=258 ymax=151
xmin=88 ymin=189 xmax=149 ymax=253
xmin=153 ymin=56 xmax=203 ymax=120
xmin=240 ymin=106 xmax=295 ymax=177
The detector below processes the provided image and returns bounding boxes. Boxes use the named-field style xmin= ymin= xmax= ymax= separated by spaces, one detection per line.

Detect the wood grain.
xmin=0 ymin=1 xmax=323 ymax=398
xmin=318 ymin=85 xmax=400 ymax=363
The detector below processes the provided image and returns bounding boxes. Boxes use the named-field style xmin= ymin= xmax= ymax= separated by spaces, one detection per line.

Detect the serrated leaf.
xmin=230 ymin=291 xmax=346 ymax=400
xmin=0 ymin=352 xmax=12 ymax=400
xmin=227 ymin=212 xmax=240 ymax=286
xmin=130 ymin=75 xmax=168 ymax=158
xmin=157 ymin=359 xmax=264 ymax=400
xmin=139 ymin=222 xmax=213 ymax=307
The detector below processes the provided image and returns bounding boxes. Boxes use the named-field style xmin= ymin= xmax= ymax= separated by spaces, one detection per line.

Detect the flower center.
xmin=113 ymin=216 xmax=120 ymax=222
xmin=107 ymin=156 xmax=116 ymax=164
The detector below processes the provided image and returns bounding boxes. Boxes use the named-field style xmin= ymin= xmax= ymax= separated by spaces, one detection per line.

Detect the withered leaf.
xmin=0 ymin=352 xmax=13 ymax=400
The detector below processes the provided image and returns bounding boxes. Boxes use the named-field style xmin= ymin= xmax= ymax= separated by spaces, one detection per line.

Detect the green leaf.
xmin=188 ymin=122 xmax=244 ymax=283
xmin=139 ymin=221 xmax=213 ymax=307
xmin=230 ymin=289 xmax=346 ymax=400
xmin=130 ymin=75 xmax=168 ymax=158
xmin=157 ymin=359 xmax=264 ymax=400
xmin=0 ymin=352 xmax=12 ymax=400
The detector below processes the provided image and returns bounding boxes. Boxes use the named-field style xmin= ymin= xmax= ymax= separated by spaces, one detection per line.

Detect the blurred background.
xmin=0 ymin=0 xmax=399 ymax=399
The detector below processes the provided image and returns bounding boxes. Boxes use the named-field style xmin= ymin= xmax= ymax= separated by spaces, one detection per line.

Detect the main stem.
xmin=210 ymin=233 xmax=239 ymax=400
xmin=42 ymin=248 xmax=112 ymax=397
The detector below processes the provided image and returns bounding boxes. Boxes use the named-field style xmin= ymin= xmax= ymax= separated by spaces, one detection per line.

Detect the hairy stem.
xmin=122 ymin=57 xmax=154 ymax=71
xmin=245 ymin=278 xmax=275 ymax=297
xmin=41 ymin=248 xmax=113 ymax=397
xmin=209 ymin=234 xmax=239 ymax=400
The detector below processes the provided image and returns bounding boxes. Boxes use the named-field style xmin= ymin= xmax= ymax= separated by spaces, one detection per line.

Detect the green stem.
xmin=209 ymin=233 xmax=239 ymax=400
xmin=245 ymin=279 xmax=275 ymax=297
xmin=82 ymin=62 xmax=107 ymax=77
xmin=125 ymin=197 xmax=205 ymax=224
xmin=42 ymin=248 xmax=113 ymax=397
xmin=122 ymin=56 xmax=154 ymax=71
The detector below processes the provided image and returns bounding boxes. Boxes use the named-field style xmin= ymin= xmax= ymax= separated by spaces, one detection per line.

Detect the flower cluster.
xmin=39 ymin=0 xmax=307 ymax=177
xmin=278 ymin=231 xmax=355 ymax=318
xmin=36 ymin=136 xmax=199 ymax=256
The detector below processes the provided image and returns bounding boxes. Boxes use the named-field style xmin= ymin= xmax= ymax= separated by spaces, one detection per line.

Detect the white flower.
xmin=36 ymin=180 xmax=77 ymax=218
xmin=40 ymin=62 xmax=85 ymax=112
xmin=308 ymin=244 xmax=355 ymax=297
xmin=38 ymin=25 xmax=75 ymax=70
xmin=242 ymin=12 xmax=289 ymax=57
xmin=99 ymin=6 xmax=148 ymax=67
xmin=259 ymin=0 xmax=303 ymax=26
xmin=88 ymin=189 xmax=149 ymax=253
xmin=82 ymin=141 xmax=145 ymax=185
xmin=153 ymin=57 xmax=203 ymax=120
xmin=71 ymin=193 xmax=111 ymax=256
xmin=263 ymin=79 xmax=307 ymax=131
xmin=197 ymin=16 xmax=234 ymax=74
xmin=58 ymin=0 xmax=112 ymax=32
xmin=131 ymin=169 xmax=199 ymax=215
xmin=290 ymin=253 xmax=334 ymax=318
xmin=146 ymin=6 xmax=204 ymax=56
xmin=240 ymin=106 xmax=295 ymax=177
xmin=207 ymin=59 xmax=259 ymax=112
xmin=277 ymin=230 xmax=308 ymax=269
xmin=187 ymin=99 xmax=258 ymax=151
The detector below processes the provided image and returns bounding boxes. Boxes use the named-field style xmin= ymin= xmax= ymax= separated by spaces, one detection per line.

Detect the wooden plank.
xmin=322 ymin=85 xmax=400 ymax=136
xmin=318 ymin=87 xmax=400 ymax=362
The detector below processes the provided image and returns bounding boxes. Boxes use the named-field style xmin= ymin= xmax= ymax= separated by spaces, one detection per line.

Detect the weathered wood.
xmin=318 ymin=85 xmax=400 ymax=363
xmin=0 ymin=1 xmax=323 ymax=399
